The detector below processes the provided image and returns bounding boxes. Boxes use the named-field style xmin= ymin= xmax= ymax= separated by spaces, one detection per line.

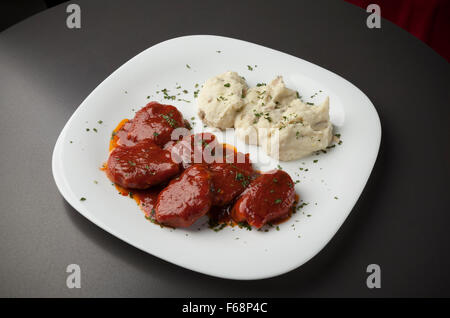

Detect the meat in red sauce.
xmin=167 ymin=132 xmax=218 ymax=169
xmin=155 ymin=165 xmax=213 ymax=228
xmin=231 ymin=169 xmax=296 ymax=228
xmin=105 ymin=101 xmax=297 ymax=229
xmin=106 ymin=139 xmax=180 ymax=189
xmin=208 ymin=151 xmax=255 ymax=206
xmin=127 ymin=101 xmax=187 ymax=146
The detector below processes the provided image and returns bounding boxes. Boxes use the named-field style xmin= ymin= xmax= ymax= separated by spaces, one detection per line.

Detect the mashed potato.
xmin=197 ymin=73 xmax=333 ymax=161
xmin=197 ymin=71 xmax=248 ymax=129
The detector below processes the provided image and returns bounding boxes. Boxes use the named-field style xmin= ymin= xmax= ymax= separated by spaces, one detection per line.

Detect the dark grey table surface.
xmin=0 ymin=0 xmax=449 ymax=297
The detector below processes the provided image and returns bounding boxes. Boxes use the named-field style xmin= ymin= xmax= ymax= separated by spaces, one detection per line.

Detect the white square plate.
xmin=52 ymin=35 xmax=381 ymax=280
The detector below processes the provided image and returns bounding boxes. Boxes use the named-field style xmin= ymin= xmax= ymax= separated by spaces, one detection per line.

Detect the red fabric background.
xmin=345 ymin=0 xmax=450 ymax=62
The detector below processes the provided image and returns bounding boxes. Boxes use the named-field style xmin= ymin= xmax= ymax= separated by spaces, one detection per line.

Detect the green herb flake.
xmin=238 ymin=221 xmax=252 ymax=231
xmin=80 ymin=197 xmax=86 ymax=201
xmin=224 ymin=83 xmax=231 ymax=87
xmin=247 ymin=65 xmax=253 ymax=71
xmin=161 ymin=114 xmax=179 ymax=128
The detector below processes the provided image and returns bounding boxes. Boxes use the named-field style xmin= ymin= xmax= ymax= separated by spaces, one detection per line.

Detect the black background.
xmin=0 ymin=0 xmax=449 ymax=297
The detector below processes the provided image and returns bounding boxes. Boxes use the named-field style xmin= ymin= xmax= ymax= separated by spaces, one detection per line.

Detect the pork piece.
xmin=168 ymin=132 xmax=218 ymax=168
xmin=155 ymin=165 xmax=213 ymax=227
xmin=231 ymin=169 xmax=295 ymax=228
xmin=127 ymin=102 xmax=187 ymax=146
xmin=209 ymin=150 xmax=255 ymax=206
xmin=106 ymin=140 xmax=180 ymax=189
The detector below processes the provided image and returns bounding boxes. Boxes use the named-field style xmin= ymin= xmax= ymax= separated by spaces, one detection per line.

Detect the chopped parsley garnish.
xmin=224 ymin=83 xmax=231 ymax=87
xmin=80 ymin=197 xmax=86 ymax=201
xmin=247 ymin=65 xmax=253 ymax=71
xmin=128 ymin=161 xmax=136 ymax=166
xmin=93 ymin=128 xmax=97 ymax=132
xmin=186 ymin=64 xmax=191 ymax=69
xmin=274 ymin=199 xmax=282 ymax=204
xmin=306 ymin=102 xmax=314 ymax=105
xmin=161 ymin=113 xmax=179 ymax=128
xmin=153 ymin=132 xmax=159 ymax=137
xmin=235 ymin=172 xmax=250 ymax=187
xmin=256 ymin=83 xmax=266 ymax=87
xmin=238 ymin=221 xmax=252 ymax=231
xmin=97 ymin=120 xmax=103 ymax=124
xmin=313 ymin=159 xmax=318 ymax=163
xmin=161 ymin=88 xmax=176 ymax=100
